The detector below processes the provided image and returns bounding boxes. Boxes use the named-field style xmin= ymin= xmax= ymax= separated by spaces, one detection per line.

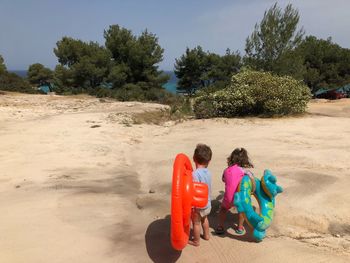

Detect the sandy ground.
xmin=0 ymin=92 xmax=349 ymax=263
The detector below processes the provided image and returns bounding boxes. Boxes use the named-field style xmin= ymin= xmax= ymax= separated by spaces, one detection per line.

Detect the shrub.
xmin=195 ymin=80 xmax=228 ymax=97
xmin=131 ymin=110 xmax=176 ymax=125
xmin=193 ymin=70 xmax=311 ymax=118
xmin=93 ymin=87 xmax=113 ymax=98
xmin=131 ymin=98 xmax=193 ymax=125
xmin=113 ymin=84 xmax=145 ymax=101
xmin=108 ymin=84 xmax=179 ymax=104
xmin=0 ymin=72 xmax=37 ymax=94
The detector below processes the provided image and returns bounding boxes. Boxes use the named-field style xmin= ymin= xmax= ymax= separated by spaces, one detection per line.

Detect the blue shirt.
xmin=192 ymin=168 xmax=212 ymax=209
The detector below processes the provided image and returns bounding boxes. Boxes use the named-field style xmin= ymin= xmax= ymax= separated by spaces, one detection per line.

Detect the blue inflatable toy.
xmin=234 ymin=170 xmax=283 ymax=241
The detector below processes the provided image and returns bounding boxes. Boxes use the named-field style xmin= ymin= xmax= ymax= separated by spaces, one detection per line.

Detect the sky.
xmin=1 ymin=0 xmax=349 ymax=70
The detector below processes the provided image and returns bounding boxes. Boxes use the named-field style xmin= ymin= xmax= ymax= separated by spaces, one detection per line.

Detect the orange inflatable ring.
xmin=171 ymin=153 xmax=208 ymax=250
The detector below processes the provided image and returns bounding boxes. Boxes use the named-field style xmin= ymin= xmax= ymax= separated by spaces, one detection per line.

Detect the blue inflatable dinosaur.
xmin=234 ymin=170 xmax=283 ymax=241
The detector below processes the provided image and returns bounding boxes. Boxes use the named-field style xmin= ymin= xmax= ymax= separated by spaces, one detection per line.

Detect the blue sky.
xmin=1 ymin=0 xmax=349 ymax=70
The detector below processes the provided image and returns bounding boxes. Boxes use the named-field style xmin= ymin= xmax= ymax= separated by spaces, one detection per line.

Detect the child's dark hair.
xmin=193 ymin=143 xmax=212 ymax=165
xmin=227 ymin=147 xmax=253 ymax=168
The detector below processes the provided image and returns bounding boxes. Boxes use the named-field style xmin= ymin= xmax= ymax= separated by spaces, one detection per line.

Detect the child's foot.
xmin=215 ymin=226 xmax=225 ymax=235
xmin=201 ymin=234 xmax=210 ymax=241
xmin=235 ymin=226 xmax=246 ymax=235
xmin=188 ymin=239 xmax=200 ymax=246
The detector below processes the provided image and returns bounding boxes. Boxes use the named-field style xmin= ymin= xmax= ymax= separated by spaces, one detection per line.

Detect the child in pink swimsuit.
xmin=216 ymin=148 xmax=254 ymax=235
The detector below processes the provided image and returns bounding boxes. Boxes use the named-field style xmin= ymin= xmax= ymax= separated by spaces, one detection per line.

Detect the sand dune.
xmin=0 ymin=93 xmax=349 ymax=262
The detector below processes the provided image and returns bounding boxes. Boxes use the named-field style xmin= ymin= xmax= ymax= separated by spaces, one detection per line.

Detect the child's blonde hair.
xmin=227 ymin=147 xmax=253 ymax=168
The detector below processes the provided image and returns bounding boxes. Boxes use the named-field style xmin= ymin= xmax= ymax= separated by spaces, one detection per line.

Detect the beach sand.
xmin=0 ymin=92 xmax=349 ymax=262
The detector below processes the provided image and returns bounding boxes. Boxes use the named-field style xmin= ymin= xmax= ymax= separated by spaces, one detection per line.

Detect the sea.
xmin=9 ymin=70 xmax=179 ymax=93
xmin=162 ymin=70 xmax=178 ymax=93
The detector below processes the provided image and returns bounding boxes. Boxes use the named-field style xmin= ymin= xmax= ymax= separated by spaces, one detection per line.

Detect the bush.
xmin=195 ymin=80 xmax=228 ymax=97
xmin=193 ymin=70 xmax=311 ymax=118
xmin=0 ymin=72 xmax=37 ymax=93
xmin=113 ymin=84 xmax=145 ymax=101
xmin=107 ymin=84 xmax=179 ymax=104
xmin=92 ymin=87 xmax=113 ymax=98
xmin=52 ymin=80 xmax=194 ymax=119
xmin=131 ymin=97 xmax=193 ymax=125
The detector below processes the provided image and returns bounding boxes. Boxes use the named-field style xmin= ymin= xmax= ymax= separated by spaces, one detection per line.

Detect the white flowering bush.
xmin=193 ymin=70 xmax=311 ymax=118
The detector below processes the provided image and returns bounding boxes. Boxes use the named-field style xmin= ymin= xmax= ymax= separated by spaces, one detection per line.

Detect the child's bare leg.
xmin=201 ymin=216 xmax=210 ymax=240
xmin=238 ymin=212 xmax=245 ymax=229
xmin=189 ymin=210 xmax=201 ymax=246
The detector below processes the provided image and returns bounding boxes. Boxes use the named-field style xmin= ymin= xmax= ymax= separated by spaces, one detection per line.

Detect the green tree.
xmin=0 ymin=55 xmax=33 ymax=93
xmin=106 ymin=63 xmax=129 ymax=87
xmin=54 ymin=37 xmax=111 ymax=89
xmin=53 ymin=65 xmax=74 ymax=86
xmin=131 ymin=29 xmax=166 ymax=85
xmin=104 ymin=25 xmax=135 ymax=66
xmin=297 ymin=36 xmax=350 ymax=92
xmin=174 ymin=46 xmax=207 ymax=95
xmin=52 ymin=64 xmax=75 ymax=93
xmin=210 ymin=49 xmax=241 ymax=86
xmin=0 ymin=73 xmax=34 ymax=94
xmin=104 ymin=25 xmax=167 ymax=89
xmin=27 ymin=63 xmax=53 ymax=85
xmin=244 ymin=3 xmax=305 ymax=79
xmin=175 ymin=47 xmax=241 ymax=95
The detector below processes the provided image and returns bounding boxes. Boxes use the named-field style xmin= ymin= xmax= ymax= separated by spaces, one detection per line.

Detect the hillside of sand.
xmin=0 ymin=92 xmax=349 ymax=262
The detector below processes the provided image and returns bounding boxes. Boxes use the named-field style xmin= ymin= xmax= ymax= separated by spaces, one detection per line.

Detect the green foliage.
xmin=174 ymin=47 xmax=241 ymax=95
xmin=244 ymin=3 xmax=305 ymax=79
xmin=218 ymin=49 xmax=242 ymax=82
xmin=54 ymin=37 xmax=111 ymax=89
xmin=131 ymin=97 xmax=193 ymax=125
xmin=52 ymin=65 xmax=75 ymax=94
xmin=86 ymin=82 xmax=177 ymax=104
xmin=104 ymin=25 xmax=168 ymax=89
xmin=296 ymin=36 xmax=350 ymax=92
xmin=113 ymin=85 xmax=175 ymax=103
xmin=104 ymin=25 xmax=135 ymax=66
xmin=174 ymin=46 xmax=206 ymax=95
xmin=0 ymin=72 xmax=35 ymax=93
xmin=193 ymin=70 xmax=311 ymax=118
xmin=107 ymin=63 xmax=129 ymax=87
xmin=27 ymin=63 xmax=53 ymax=85
xmin=52 ymin=25 xmax=168 ymax=102
xmin=0 ymin=55 xmax=35 ymax=93
xmin=113 ymin=84 xmax=145 ymax=101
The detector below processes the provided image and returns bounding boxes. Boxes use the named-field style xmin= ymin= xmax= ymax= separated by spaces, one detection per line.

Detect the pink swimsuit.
xmin=222 ymin=165 xmax=245 ymax=209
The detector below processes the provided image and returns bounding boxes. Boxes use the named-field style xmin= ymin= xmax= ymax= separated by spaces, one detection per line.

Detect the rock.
xmin=90 ymin=125 xmax=101 ymax=128
xmin=149 ymin=189 xmax=155 ymax=194
xmin=135 ymin=198 xmax=143 ymax=210
xmin=15 ymin=185 xmax=21 ymax=188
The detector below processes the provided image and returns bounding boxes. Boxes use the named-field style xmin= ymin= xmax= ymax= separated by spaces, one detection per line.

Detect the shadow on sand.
xmin=209 ymin=192 xmax=256 ymax=243
xmin=145 ymin=192 xmax=256 ymax=262
xmin=145 ymin=215 xmax=181 ymax=263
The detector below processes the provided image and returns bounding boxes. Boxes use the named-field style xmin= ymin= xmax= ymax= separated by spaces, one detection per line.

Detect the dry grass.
xmin=131 ymin=108 xmax=191 ymax=125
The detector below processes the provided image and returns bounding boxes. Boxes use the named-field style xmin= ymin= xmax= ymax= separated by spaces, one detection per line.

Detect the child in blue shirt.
xmin=189 ymin=143 xmax=212 ymax=246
